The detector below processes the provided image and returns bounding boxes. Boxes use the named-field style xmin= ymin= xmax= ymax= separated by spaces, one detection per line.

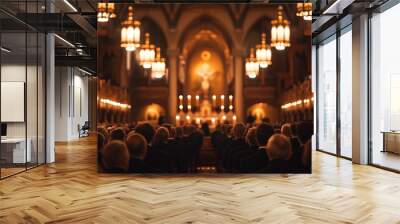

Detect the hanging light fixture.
xmin=256 ymin=33 xmax=272 ymax=68
xmin=296 ymin=2 xmax=312 ymax=21
xmin=139 ymin=33 xmax=156 ymax=69
xmin=121 ymin=6 xmax=141 ymax=51
xmin=151 ymin=48 xmax=166 ymax=79
xmin=97 ymin=2 xmax=116 ymax=23
xmin=245 ymin=48 xmax=259 ymax=79
xmin=107 ymin=3 xmax=116 ymax=19
xmin=271 ymin=5 xmax=291 ymax=51
xmin=97 ymin=3 xmax=109 ymax=23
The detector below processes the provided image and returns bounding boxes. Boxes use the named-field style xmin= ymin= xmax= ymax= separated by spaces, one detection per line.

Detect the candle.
xmin=195 ymin=95 xmax=200 ymax=106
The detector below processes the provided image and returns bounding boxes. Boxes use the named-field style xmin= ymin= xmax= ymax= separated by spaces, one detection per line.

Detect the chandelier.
xmin=151 ymin=48 xmax=166 ymax=79
xmin=256 ymin=33 xmax=272 ymax=68
xmin=139 ymin=33 xmax=155 ymax=69
xmin=296 ymin=2 xmax=312 ymax=21
xmin=121 ymin=6 xmax=141 ymax=51
xmin=245 ymin=48 xmax=259 ymax=79
xmin=97 ymin=2 xmax=116 ymax=23
xmin=271 ymin=5 xmax=291 ymax=51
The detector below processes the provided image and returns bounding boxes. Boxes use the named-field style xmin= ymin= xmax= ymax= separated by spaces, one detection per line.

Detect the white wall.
xmin=54 ymin=67 xmax=89 ymax=141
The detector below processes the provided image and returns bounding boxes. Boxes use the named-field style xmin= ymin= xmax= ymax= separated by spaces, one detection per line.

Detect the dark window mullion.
xmin=336 ymin=29 xmax=341 ymax=157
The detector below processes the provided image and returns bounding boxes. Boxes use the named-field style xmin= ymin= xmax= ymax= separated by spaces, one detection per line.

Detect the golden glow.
xmin=151 ymin=48 xmax=166 ymax=79
xmin=139 ymin=33 xmax=155 ymax=69
xmin=99 ymin=98 xmax=131 ymax=111
xmin=201 ymin=50 xmax=211 ymax=61
xmin=297 ymin=2 xmax=312 ymax=21
xmin=281 ymin=97 xmax=314 ymax=110
xmin=97 ymin=3 xmax=109 ymax=23
xmin=121 ymin=6 xmax=141 ymax=51
xmin=245 ymin=48 xmax=259 ymax=78
xmin=271 ymin=6 xmax=291 ymax=51
xmin=97 ymin=3 xmax=116 ymax=23
xmin=256 ymin=33 xmax=272 ymax=68
xmin=176 ymin=115 xmax=180 ymax=120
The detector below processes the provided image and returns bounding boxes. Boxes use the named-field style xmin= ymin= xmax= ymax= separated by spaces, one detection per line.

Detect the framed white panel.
xmin=1 ymin=82 xmax=25 ymax=122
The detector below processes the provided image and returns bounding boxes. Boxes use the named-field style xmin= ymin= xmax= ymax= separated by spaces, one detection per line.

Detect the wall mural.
xmin=97 ymin=3 xmax=312 ymax=174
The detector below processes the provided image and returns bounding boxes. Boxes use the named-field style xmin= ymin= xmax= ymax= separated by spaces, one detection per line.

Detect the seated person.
xmin=296 ymin=121 xmax=313 ymax=144
xmin=110 ymin=127 xmax=126 ymax=141
xmin=102 ymin=140 xmax=130 ymax=173
xmin=302 ymin=139 xmax=312 ymax=173
xmin=281 ymin=123 xmax=292 ymax=138
xmin=223 ymin=123 xmax=247 ymax=171
xmin=239 ymin=123 xmax=274 ymax=173
xmin=280 ymin=123 xmax=303 ymax=171
xmin=97 ymin=126 xmax=109 ymax=142
xmin=263 ymin=134 xmax=292 ymax=173
xmin=126 ymin=133 xmax=159 ymax=173
xmin=97 ymin=132 xmax=106 ymax=170
xmin=146 ymin=127 xmax=175 ymax=172
xmin=135 ymin=122 xmax=156 ymax=145
xmin=231 ymin=127 xmax=258 ymax=172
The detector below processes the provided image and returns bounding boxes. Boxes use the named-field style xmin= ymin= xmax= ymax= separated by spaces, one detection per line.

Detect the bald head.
xmin=266 ymin=134 xmax=292 ymax=161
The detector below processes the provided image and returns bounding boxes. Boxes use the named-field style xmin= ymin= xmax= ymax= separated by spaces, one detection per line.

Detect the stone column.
xmin=233 ymin=49 xmax=244 ymax=123
xmin=168 ymin=48 xmax=179 ymax=123
xmin=46 ymin=1 xmax=55 ymax=163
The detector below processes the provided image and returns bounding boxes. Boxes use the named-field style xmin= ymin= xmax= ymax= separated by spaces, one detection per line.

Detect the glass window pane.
xmin=27 ymin=30 xmax=38 ymax=169
xmin=1 ymin=31 xmax=28 ymax=177
xmin=317 ymin=36 xmax=337 ymax=154
xmin=371 ymin=3 xmax=400 ymax=171
xmin=340 ymin=29 xmax=352 ymax=158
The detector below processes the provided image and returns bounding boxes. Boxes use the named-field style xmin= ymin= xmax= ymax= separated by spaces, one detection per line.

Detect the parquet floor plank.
xmin=0 ymin=136 xmax=400 ymax=223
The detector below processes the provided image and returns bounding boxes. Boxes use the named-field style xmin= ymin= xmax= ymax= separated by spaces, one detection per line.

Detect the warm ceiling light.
xmin=296 ymin=2 xmax=312 ymax=21
xmin=256 ymin=33 xmax=272 ymax=68
xmin=139 ymin=33 xmax=156 ymax=69
xmin=97 ymin=3 xmax=109 ymax=22
xmin=245 ymin=48 xmax=259 ymax=79
xmin=98 ymin=3 xmax=116 ymax=23
xmin=151 ymin=48 xmax=166 ymax=79
xmin=107 ymin=3 xmax=116 ymax=19
xmin=271 ymin=5 xmax=291 ymax=51
xmin=121 ymin=6 xmax=141 ymax=52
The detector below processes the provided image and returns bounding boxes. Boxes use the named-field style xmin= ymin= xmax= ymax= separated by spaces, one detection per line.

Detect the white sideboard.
xmin=1 ymin=138 xmax=32 ymax=163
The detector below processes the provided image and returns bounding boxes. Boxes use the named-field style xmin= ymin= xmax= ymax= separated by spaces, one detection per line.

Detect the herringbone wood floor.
xmin=1 ymin=136 xmax=400 ymax=224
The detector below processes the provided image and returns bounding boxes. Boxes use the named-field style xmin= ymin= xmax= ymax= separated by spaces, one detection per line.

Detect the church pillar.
xmin=233 ymin=49 xmax=245 ymax=123
xmin=168 ymin=49 xmax=179 ymax=123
